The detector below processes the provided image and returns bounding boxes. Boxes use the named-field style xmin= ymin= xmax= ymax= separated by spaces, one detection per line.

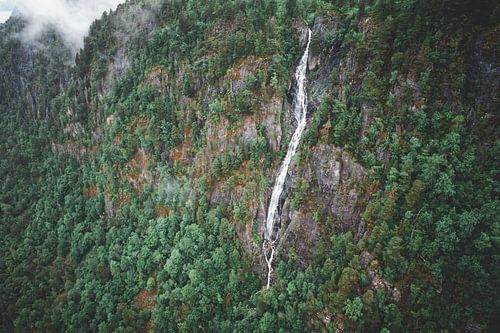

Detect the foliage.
xmin=0 ymin=0 xmax=498 ymax=332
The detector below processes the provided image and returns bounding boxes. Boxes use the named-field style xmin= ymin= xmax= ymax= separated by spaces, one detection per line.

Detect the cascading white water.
xmin=265 ymin=28 xmax=311 ymax=241
xmin=263 ymin=29 xmax=311 ymax=289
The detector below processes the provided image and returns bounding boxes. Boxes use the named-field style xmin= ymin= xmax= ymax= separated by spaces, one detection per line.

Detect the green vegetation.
xmin=1 ymin=0 xmax=498 ymax=332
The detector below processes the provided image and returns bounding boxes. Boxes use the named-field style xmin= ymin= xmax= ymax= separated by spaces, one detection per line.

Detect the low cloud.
xmin=0 ymin=11 xmax=11 ymax=23
xmin=16 ymin=0 xmax=123 ymax=52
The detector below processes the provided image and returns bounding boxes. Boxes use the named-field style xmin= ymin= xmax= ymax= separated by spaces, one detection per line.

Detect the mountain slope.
xmin=0 ymin=0 xmax=499 ymax=332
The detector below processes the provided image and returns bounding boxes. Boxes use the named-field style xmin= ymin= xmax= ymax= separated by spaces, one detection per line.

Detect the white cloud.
xmin=16 ymin=0 xmax=123 ymax=52
xmin=0 ymin=0 xmax=16 ymax=11
xmin=0 ymin=10 xmax=11 ymax=23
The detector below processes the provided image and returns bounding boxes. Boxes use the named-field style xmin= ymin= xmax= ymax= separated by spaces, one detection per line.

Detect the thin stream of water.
xmin=265 ymin=28 xmax=311 ymax=241
xmin=263 ymin=29 xmax=311 ymax=289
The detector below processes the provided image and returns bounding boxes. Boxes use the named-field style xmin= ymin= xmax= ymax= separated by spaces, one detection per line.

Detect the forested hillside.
xmin=0 ymin=0 xmax=499 ymax=332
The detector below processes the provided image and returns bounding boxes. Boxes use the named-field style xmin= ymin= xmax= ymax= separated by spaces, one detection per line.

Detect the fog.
xmin=0 ymin=11 xmax=11 ymax=23
xmin=0 ymin=0 xmax=15 ymax=23
xmin=15 ymin=0 xmax=123 ymax=51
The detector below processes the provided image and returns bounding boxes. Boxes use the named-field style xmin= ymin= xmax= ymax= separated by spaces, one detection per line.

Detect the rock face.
xmin=311 ymin=144 xmax=365 ymax=226
xmin=281 ymin=143 xmax=366 ymax=267
xmin=260 ymin=17 xmax=367 ymax=267
xmin=205 ymin=92 xmax=286 ymax=255
xmin=281 ymin=207 xmax=318 ymax=266
xmin=261 ymin=95 xmax=284 ymax=152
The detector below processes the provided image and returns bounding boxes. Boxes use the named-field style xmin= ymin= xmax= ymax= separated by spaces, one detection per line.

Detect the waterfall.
xmin=265 ymin=28 xmax=311 ymax=241
xmin=263 ymin=28 xmax=311 ymax=289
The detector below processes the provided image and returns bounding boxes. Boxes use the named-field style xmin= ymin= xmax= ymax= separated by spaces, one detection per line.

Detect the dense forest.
xmin=0 ymin=0 xmax=499 ymax=332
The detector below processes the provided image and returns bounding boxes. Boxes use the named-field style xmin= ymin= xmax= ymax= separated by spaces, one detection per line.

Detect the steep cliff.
xmin=1 ymin=0 xmax=499 ymax=332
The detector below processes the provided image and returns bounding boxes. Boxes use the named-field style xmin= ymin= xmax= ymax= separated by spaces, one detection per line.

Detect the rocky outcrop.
xmin=51 ymin=142 xmax=89 ymax=162
xmin=360 ymin=251 xmax=401 ymax=301
xmin=63 ymin=122 xmax=85 ymax=138
xmin=281 ymin=143 xmax=366 ymax=266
